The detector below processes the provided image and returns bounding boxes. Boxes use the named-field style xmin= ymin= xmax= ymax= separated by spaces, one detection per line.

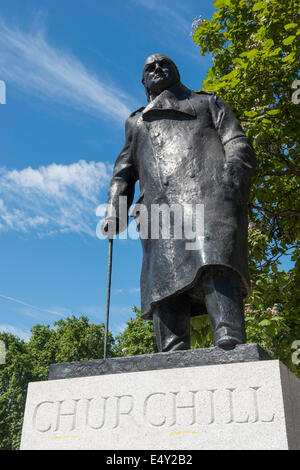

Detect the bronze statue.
xmin=102 ymin=54 xmax=257 ymax=352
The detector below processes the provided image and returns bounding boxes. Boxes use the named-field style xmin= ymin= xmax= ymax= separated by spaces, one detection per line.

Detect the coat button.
xmin=189 ymin=171 xmax=195 ymax=178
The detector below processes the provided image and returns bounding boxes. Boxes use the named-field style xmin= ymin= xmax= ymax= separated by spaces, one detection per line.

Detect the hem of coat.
xmin=140 ymin=263 xmax=251 ymax=321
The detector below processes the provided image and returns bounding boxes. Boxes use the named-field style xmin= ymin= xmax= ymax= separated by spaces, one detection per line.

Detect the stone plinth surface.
xmin=21 ymin=356 xmax=300 ymax=450
xmin=48 ymin=343 xmax=270 ymax=380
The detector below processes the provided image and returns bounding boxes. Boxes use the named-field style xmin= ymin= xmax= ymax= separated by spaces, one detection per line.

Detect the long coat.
xmin=105 ymin=82 xmax=257 ymax=319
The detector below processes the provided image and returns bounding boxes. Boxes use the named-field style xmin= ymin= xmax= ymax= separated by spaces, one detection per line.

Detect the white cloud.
xmin=0 ymin=324 xmax=31 ymax=342
xmin=113 ymin=322 xmax=129 ymax=335
xmin=132 ymin=0 xmax=208 ymax=65
xmin=113 ymin=287 xmax=140 ymax=295
xmin=133 ymin=0 xmax=191 ymax=34
xmin=0 ymin=18 xmax=135 ymax=122
xmin=0 ymin=160 xmax=111 ymax=236
xmin=95 ymin=203 xmax=107 ymax=218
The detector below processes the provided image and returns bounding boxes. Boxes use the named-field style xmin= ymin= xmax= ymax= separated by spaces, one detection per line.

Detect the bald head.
xmin=142 ymin=54 xmax=180 ymax=101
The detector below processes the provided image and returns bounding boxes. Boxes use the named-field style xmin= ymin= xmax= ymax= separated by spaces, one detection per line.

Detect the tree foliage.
xmin=0 ymin=333 xmax=30 ymax=450
xmin=192 ymin=0 xmax=300 ymax=372
xmin=113 ymin=307 xmax=157 ymax=356
xmin=0 ymin=316 xmax=113 ymax=450
xmin=193 ymin=0 xmax=299 ymax=261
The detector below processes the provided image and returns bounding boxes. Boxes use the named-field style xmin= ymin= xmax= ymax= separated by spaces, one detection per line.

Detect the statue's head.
xmin=142 ymin=54 xmax=180 ymax=101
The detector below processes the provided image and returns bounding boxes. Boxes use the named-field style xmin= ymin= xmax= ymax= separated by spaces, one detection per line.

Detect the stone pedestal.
xmin=20 ymin=345 xmax=300 ymax=450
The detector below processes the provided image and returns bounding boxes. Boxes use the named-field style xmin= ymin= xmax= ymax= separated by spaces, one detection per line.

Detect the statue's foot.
xmin=215 ymin=335 xmax=243 ymax=350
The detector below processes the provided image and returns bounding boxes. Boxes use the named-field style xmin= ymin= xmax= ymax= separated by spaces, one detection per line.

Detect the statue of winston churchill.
xmin=102 ymin=54 xmax=257 ymax=352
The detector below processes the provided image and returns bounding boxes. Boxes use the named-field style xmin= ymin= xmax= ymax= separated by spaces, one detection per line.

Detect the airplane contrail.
xmin=0 ymin=293 xmax=67 ymax=317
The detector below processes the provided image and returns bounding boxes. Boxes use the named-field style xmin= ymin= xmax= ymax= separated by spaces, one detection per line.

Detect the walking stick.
xmin=103 ymin=237 xmax=113 ymax=359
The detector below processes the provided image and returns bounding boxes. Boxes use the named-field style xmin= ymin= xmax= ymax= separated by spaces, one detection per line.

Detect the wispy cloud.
xmin=112 ymin=287 xmax=140 ymax=295
xmin=0 ymin=324 xmax=31 ymax=342
xmin=113 ymin=322 xmax=129 ymax=336
xmin=0 ymin=17 xmax=135 ymax=122
xmin=132 ymin=0 xmax=209 ymax=66
xmin=0 ymin=293 xmax=68 ymax=318
xmin=0 ymin=159 xmax=111 ymax=236
xmin=133 ymin=0 xmax=191 ymax=34
xmin=0 ymin=296 xmax=138 ymax=339
xmin=77 ymin=304 xmax=139 ymax=337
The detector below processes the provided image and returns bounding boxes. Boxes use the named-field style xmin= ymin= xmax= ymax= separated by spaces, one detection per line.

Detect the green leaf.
xmin=272 ymin=263 xmax=278 ymax=273
xmin=263 ymin=39 xmax=274 ymax=49
xmin=259 ymin=319 xmax=271 ymax=327
xmin=213 ymin=0 xmax=230 ymax=8
xmin=282 ymin=53 xmax=295 ymax=62
xmin=283 ymin=36 xmax=296 ymax=45
xmin=253 ymin=2 xmax=264 ymax=11
xmin=284 ymin=23 xmax=298 ymax=30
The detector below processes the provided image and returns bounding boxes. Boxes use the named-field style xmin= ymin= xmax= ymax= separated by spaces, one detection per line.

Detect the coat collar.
xmin=142 ymin=82 xmax=196 ymax=119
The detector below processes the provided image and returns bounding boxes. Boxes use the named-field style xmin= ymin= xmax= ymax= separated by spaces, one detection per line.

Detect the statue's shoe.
xmin=215 ymin=335 xmax=244 ymax=350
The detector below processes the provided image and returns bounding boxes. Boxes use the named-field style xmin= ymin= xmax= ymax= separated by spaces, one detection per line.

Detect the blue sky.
xmin=0 ymin=0 xmax=217 ymax=342
xmin=0 ymin=0 xmax=292 ymax=343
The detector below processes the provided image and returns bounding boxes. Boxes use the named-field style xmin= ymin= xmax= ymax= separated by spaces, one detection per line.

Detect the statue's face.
xmin=142 ymin=54 xmax=179 ymax=98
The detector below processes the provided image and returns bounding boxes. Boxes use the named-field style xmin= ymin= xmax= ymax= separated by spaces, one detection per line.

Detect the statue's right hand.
xmin=101 ymin=217 xmax=119 ymax=238
xmin=101 ymin=220 xmax=109 ymax=235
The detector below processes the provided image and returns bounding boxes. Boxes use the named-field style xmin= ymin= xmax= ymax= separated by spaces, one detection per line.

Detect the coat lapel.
xmin=142 ymin=84 xmax=196 ymax=119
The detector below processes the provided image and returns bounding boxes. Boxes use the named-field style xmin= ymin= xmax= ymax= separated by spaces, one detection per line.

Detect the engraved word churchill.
xmin=32 ymin=386 xmax=275 ymax=434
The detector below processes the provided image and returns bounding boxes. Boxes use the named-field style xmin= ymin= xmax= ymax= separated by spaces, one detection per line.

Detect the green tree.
xmin=0 ymin=333 xmax=32 ymax=450
xmin=0 ymin=316 xmax=114 ymax=450
xmin=191 ymin=265 xmax=300 ymax=375
xmin=191 ymin=316 xmax=214 ymax=349
xmin=113 ymin=307 xmax=157 ymax=356
xmin=113 ymin=308 xmax=212 ymax=354
xmin=193 ymin=0 xmax=299 ymax=262
xmin=191 ymin=0 xmax=300 ymax=372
